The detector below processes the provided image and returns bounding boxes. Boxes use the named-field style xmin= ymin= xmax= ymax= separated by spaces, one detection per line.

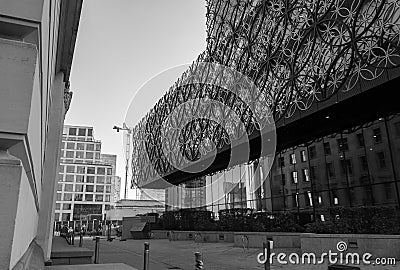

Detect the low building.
xmin=105 ymin=199 xmax=165 ymax=221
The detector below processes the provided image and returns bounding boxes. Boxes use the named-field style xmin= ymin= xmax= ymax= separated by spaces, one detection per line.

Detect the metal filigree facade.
xmin=132 ymin=0 xmax=400 ymax=188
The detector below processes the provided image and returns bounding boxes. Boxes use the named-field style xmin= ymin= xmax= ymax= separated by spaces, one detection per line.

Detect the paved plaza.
xmin=81 ymin=238 xmax=400 ymax=270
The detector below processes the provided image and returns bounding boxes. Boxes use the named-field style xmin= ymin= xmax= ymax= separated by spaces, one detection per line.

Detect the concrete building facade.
xmin=0 ymin=0 xmax=82 ymax=268
xmin=55 ymin=125 xmax=121 ymax=223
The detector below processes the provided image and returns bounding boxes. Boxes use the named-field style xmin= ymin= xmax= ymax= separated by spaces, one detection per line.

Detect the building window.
xmin=87 ymin=129 xmax=93 ymax=137
xmin=78 ymin=128 xmax=86 ymax=136
xmin=75 ymin=184 xmax=84 ymax=192
xmin=86 ymin=176 xmax=95 ymax=183
xmin=95 ymin=195 xmax=103 ymax=202
xmin=302 ymin=168 xmax=310 ymax=182
xmin=55 ymin=203 xmax=61 ymax=210
xmin=305 ymin=191 xmax=313 ymax=206
xmin=74 ymin=194 xmax=83 ymax=201
xmin=333 ymin=197 xmax=339 ymax=205
xmin=87 ymin=167 xmax=95 ymax=174
xmin=337 ymin=138 xmax=349 ymax=152
xmin=66 ymin=142 xmax=75 ymax=149
xmin=106 ymin=177 xmax=112 ymax=184
xmin=77 ymin=143 xmax=85 ymax=150
xmin=309 ymin=146 xmax=316 ymax=159
xmin=97 ymin=167 xmax=105 ymax=175
xmin=376 ymin=151 xmax=387 ymax=169
xmin=77 ymin=166 xmax=85 ymax=174
xmin=107 ymin=168 xmax=113 ymax=175
xmin=63 ymin=204 xmax=72 ymax=210
xmin=76 ymin=151 xmax=84 ymax=159
xmin=318 ymin=196 xmax=323 ymax=205
xmin=58 ymin=174 xmax=64 ymax=181
xmin=385 ymin=183 xmax=393 ymax=198
xmin=69 ymin=128 xmax=77 ymax=136
xmin=62 ymin=214 xmax=71 ymax=221
xmin=65 ymin=175 xmax=74 ymax=182
xmin=64 ymin=184 xmax=73 ymax=192
xmin=85 ymin=194 xmax=93 ymax=202
xmin=310 ymin=166 xmax=317 ymax=180
xmin=278 ymin=157 xmax=285 ymax=167
xmin=323 ymin=142 xmax=331 ymax=155
xmin=57 ymin=193 xmax=62 ymax=201
xmin=95 ymin=153 xmax=101 ymax=160
xmin=87 ymin=144 xmax=94 ymax=151
xmin=394 ymin=121 xmax=400 ymax=137
xmin=292 ymin=193 xmax=299 ymax=207
xmin=290 ymin=154 xmax=296 ymax=165
xmin=356 ymin=133 xmax=365 ymax=148
xmin=66 ymin=166 xmax=75 ymax=173
xmin=105 ymin=205 xmax=111 ymax=211
xmin=96 ymin=185 xmax=104 ymax=193
xmin=86 ymin=185 xmax=94 ymax=192
xmin=105 ymin=195 xmax=111 ymax=202
xmin=106 ymin=186 xmax=111 ymax=193
xmin=291 ymin=171 xmax=298 ymax=184
xmin=97 ymin=176 xmax=105 ymax=184
xmin=76 ymin=175 xmax=84 ymax=183
xmin=86 ymin=152 xmax=94 ymax=159
xmin=326 ymin=163 xmax=335 ymax=178
xmin=63 ymin=193 xmax=73 ymax=201
xmin=59 ymin=165 xmax=65 ymax=173
xmin=340 ymin=159 xmax=353 ymax=176
xmin=359 ymin=156 xmax=368 ymax=172
xmin=300 ymin=151 xmax=307 ymax=162
xmin=57 ymin=184 xmax=62 ymax=191
xmin=373 ymin=128 xmax=383 ymax=144
xmin=95 ymin=144 xmax=101 ymax=151
xmin=66 ymin=151 xmax=74 ymax=158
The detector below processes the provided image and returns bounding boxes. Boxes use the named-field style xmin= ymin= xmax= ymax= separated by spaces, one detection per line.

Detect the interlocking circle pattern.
xmin=129 ymin=0 xmax=400 ymax=198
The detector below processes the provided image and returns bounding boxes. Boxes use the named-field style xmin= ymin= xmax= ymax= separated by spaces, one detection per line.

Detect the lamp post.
xmin=113 ymin=124 xmax=132 ymax=199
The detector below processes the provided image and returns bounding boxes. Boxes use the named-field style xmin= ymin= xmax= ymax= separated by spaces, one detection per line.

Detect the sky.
xmin=67 ymin=0 xmax=207 ymax=199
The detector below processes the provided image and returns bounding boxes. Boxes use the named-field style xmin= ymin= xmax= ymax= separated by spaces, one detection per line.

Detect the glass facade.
xmin=166 ymin=114 xmax=400 ymax=222
xmin=55 ymin=126 xmax=120 ymax=221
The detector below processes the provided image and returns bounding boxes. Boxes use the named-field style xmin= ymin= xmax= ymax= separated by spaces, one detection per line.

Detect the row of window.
xmin=57 ymin=183 xmax=112 ymax=193
xmin=65 ymin=127 xmax=93 ymax=137
xmin=61 ymin=150 xmax=101 ymax=160
xmin=284 ymin=152 xmax=388 ymax=184
xmin=280 ymin=137 xmax=388 ymax=167
xmin=56 ymin=193 xmax=111 ymax=202
xmin=62 ymin=141 xmax=101 ymax=151
xmin=60 ymin=165 xmax=112 ymax=175
xmin=58 ymin=174 xmax=113 ymax=184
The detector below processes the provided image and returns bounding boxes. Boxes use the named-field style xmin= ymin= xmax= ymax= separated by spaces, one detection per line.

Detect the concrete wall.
xmin=10 ymin=170 xmax=39 ymax=268
xmin=0 ymin=0 xmax=44 ymax=22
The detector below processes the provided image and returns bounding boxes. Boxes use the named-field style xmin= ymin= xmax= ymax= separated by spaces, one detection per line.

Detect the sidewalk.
xmin=46 ymin=263 xmax=137 ymax=270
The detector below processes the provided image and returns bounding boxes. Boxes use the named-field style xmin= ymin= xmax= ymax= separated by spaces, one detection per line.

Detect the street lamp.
xmin=113 ymin=124 xmax=131 ymax=199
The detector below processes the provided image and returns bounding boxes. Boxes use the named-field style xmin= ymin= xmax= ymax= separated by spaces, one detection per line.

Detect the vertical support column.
xmin=0 ymin=150 xmax=23 ymax=270
xmin=36 ymin=72 xmax=66 ymax=262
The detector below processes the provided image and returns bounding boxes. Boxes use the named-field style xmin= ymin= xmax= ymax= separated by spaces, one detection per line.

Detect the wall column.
xmin=0 ymin=150 xmax=23 ymax=270
xmin=36 ymin=72 xmax=66 ymax=262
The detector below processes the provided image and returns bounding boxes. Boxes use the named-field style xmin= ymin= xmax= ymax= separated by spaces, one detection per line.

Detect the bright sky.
xmin=67 ymin=0 xmax=207 ymax=198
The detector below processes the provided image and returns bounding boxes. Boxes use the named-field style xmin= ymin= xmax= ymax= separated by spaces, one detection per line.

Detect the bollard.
xmin=143 ymin=242 xmax=150 ymax=270
xmin=94 ymin=236 xmax=100 ymax=264
xmin=79 ymin=232 xmax=83 ymax=247
xmin=195 ymin=252 xmax=203 ymax=270
xmin=262 ymin=241 xmax=272 ymax=270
